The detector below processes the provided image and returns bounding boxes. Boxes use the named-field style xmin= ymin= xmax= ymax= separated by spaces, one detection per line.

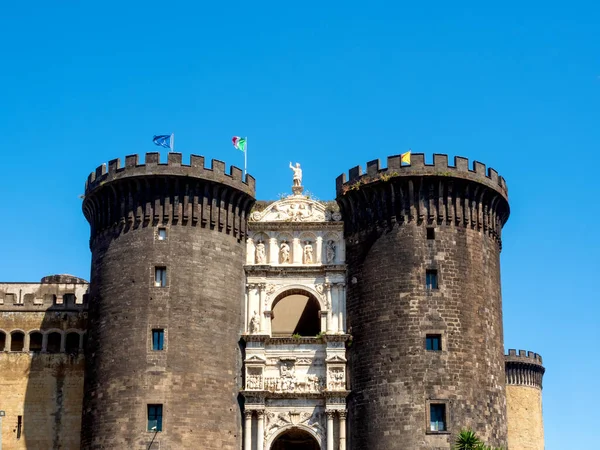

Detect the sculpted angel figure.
xmin=289 ymin=162 xmax=302 ymax=186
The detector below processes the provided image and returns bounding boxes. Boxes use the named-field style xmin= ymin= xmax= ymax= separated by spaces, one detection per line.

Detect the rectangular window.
xmin=152 ymin=329 xmax=164 ymax=351
xmin=154 ymin=267 xmax=167 ymax=287
xmin=147 ymin=404 xmax=163 ymax=431
xmin=426 ymin=227 xmax=435 ymax=240
xmin=426 ymin=270 xmax=438 ymax=290
xmin=426 ymin=334 xmax=442 ymax=351
xmin=430 ymin=404 xmax=446 ymax=431
xmin=157 ymin=228 xmax=167 ymax=240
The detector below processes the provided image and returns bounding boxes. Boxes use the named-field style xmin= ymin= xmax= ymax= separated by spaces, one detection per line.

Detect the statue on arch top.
xmin=289 ymin=162 xmax=304 ymax=195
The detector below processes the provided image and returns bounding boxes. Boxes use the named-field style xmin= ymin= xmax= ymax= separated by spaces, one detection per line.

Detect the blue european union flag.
xmin=153 ymin=135 xmax=171 ymax=149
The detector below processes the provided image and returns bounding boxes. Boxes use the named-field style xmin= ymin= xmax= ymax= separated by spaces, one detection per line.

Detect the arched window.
xmin=271 ymin=290 xmax=321 ymax=337
xmin=47 ymin=332 xmax=62 ymax=353
xmin=29 ymin=332 xmax=43 ymax=352
xmin=66 ymin=332 xmax=80 ymax=354
xmin=0 ymin=331 xmax=5 ymax=351
xmin=11 ymin=331 xmax=24 ymax=352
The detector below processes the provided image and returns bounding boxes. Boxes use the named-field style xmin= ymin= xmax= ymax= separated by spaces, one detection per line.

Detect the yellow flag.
xmin=401 ymin=150 xmax=411 ymax=165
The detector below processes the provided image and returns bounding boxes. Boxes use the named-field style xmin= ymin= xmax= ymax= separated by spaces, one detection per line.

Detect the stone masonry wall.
xmin=0 ymin=296 xmax=87 ymax=450
xmin=0 ymin=353 xmax=84 ymax=450
xmin=506 ymin=385 xmax=544 ymax=450
xmin=81 ymin=154 xmax=255 ymax=449
xmin=336 ymin=155 xmax=510 ymax=450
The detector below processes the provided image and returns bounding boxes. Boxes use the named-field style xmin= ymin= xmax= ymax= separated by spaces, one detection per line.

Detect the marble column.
xmin=256 ymin=410 xmax=265 ymax=450
xmin=338 ymin=283 xmax=346 ymax=333
xmin=244 ymin=284 xmax=250 ymax=333
xmin=258 ymin=284 xmax=265 ymax=332
xmin=339 ymin=411 xmax=347 ymax=450
xmin=246 ymin=238 xmax=255 ymax=264
xmin=326 ymin=410 xmax=335 ymax=450
xmin=292 ymin=237 xmax=302 ymax=264
xmin=316 ymin=235 xmax=323 ymax=264
xmin=332 ymin=284 xmax=340 ymax=334
xmin=326 ymin=284 xmax=334 ymax=333
xmin=269 ymin=237 xmax=278 ymax=264
xmin=244 ymin=411 xmax=253 ymax=450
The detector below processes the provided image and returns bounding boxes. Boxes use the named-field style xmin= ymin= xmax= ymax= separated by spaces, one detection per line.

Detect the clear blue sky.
xmin=1 ymin=1 xmax=598 ymax=448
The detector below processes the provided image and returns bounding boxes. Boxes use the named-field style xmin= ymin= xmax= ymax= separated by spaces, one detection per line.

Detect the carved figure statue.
xmin=304 ymin=241 xmax=314 ymax=264
xmin=249 ymin=311 xmax=260 ymax=333
xmin=289 ymin=162 xmax=302 ymax=187
xmin=255 ymin=240 xmax=266 ymax=264
xmin=326 ymin=240 xmax=336 ymax=264
xmin=280 ymin=241 xmax=290 ymax=263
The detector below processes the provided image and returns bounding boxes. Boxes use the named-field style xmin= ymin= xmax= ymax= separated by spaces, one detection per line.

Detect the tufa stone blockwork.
xmin=336 ymin=154 xmax=510 ymax=450
xmin=81 ymin=154 xmax=255 ymax=449
xmin=505 ymin=349 xmax=545 ymax=450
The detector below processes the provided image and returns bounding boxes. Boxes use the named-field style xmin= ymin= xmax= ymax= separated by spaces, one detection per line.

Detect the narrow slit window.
xmin=148 ymin=404 xmax=163 ymax=431
xmin=427 ymin=227 xmax=435 ymax=240
xmin=157 ymin=228 xmax=167 ymax=241
xmin=17 ymin=415 xmax=22 ymax=439
xmin=430 ymin=404 xmax=446 ymax=432
xmin=426 ymin=269 xmax=438 ymax=290
xmin=154 ymin=267 xmax=167 ymax=287
xmin=426 ymin=334 xmax=442 ymax=351
xmin=152 ymin=329 xmax=164 ymax=351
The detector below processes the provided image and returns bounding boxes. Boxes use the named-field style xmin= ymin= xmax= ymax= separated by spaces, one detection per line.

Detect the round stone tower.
xmin=505 ymin=349 xmax=545 ymax=450
xmin=335 ymin=153 xmax=510 ymax=449
xmin=81 ymin=152 xmax=255 ymax=449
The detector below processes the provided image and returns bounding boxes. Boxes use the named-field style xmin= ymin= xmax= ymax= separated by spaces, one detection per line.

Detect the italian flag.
xmin=232 ymin=136 xmax=246 ymax=152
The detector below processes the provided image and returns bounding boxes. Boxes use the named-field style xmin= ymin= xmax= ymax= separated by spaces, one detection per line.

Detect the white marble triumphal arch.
xmin=242 ymin=164 xmax=349 ymax=450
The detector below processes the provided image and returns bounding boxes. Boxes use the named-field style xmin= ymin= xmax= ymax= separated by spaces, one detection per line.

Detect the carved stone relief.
xmin=266 ymin=410 xmax=325 ymax=441
xmin=327 ymin=367 xmax=346 ymax=391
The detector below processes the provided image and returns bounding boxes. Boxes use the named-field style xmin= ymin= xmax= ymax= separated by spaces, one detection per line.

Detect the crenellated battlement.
xmin=85 ymin=152 xmax=255 ymax=196
xmin=335 ymin=153 xmax=510 ymax=243
xmin=82 ymin=152 xmax=256 ymax=242
xmin=335 ymin=153 xmax=507 ymax=199
xmin=505 ymin=349 xmax=545 ymax=389
xmin=505 ymin=349 xmax=543 ymax=365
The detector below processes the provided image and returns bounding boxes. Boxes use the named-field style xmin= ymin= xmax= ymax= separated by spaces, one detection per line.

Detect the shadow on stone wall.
xmin=0 ymin=275 xmax=88 ymax=450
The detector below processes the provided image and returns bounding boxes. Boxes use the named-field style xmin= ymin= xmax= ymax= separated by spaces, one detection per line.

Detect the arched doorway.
xmin=271 ymin=427 xmax=320 ymax=450
xmin=271 ymin=289 xmax=321 ymax=337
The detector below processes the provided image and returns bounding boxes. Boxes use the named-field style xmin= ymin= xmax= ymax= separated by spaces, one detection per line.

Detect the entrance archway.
xmin=271 ymin=289 xmax=321 ymax=337
xmin=271 ymin=427 xmax=320 ymax=450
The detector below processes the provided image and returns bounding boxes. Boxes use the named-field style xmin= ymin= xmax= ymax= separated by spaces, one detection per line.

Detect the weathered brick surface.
xmin=336 ymin=156 xmax=510 ymax=450
xmin=81 ymin=154 xmax=255 ymax=449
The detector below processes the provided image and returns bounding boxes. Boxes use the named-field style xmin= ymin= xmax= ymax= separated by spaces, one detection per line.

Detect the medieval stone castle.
xmin=0 ymin=152 xmax=545 ymax=450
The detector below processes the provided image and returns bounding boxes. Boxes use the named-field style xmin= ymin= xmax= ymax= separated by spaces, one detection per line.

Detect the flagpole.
xmin=170 ymin=133 xmax=175 ymax=153
xmin=244 ymin=136 xmax=247 ymax=176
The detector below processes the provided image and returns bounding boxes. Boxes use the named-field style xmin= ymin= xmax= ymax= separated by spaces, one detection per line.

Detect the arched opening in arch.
xmin=47 ymin=332 xmax=61 ymax=353
xmin=65 ymin=333 xmax=80 ymax=354
xmin=271 ymin=289 xmax=321 ymax=337
xmin=271 ymin=427 xmax=320 ymax=450
xmin=29 ymin=332 xmax=43 ymax=352
xmin=11 ymin=331 xmax=24 ymax=351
